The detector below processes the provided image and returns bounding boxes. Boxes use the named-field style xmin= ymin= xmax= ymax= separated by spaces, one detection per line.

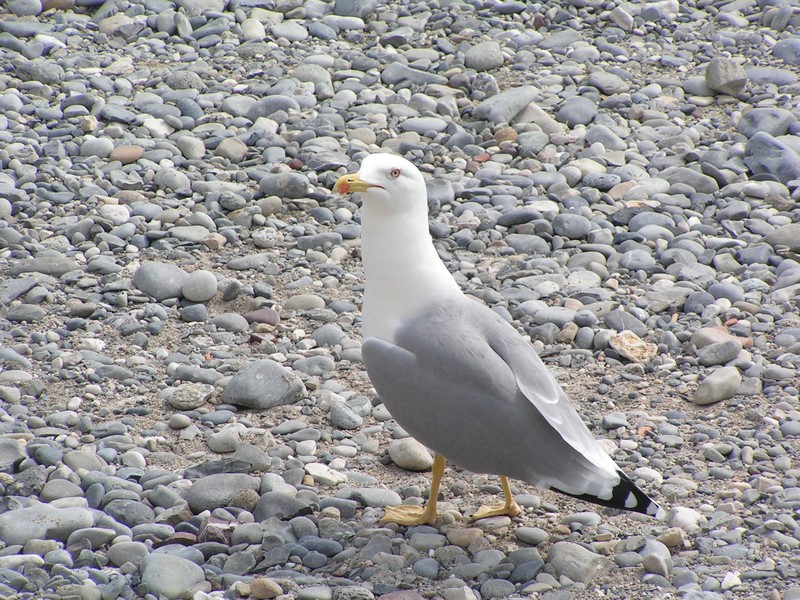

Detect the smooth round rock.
xmin=40 ymin=479 xmax=83 ymax=502
xmin=546 ymin=541 xmax=612 ymax=584
xmin=388 ymin=438 xmax=433 ymax=471
xmin=186 ymin=473 xmax=260 ymax=513
xmin=221 ymin=359 xmax=305 ymax=409
xmin=133 ymin=262 xmax=189 ymax=301
xmin=182 ymin=270 xmax=218 ymax=302
xmin=465 ymin=41 xmax=504 ymax=71
xmin=552 ymin=213 xmax=592 ymax=239
xmin=107 ymin=541 xmax=150 ymax=567
xmin=0 ymin=503 xmax=94 ymax=545
xmin=214 ymin=137 xmax=248 ymax=163
xmin=140 ymin=553 xmax=205 ymax=599
xmin=693 ymin=367 xmax=742 ymax=405
xmin=515 ymin=527 xmax=550 ymax=546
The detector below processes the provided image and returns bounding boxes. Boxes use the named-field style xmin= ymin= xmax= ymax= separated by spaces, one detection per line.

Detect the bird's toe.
xmin=381 ymin=505 xmax=437 ymax=526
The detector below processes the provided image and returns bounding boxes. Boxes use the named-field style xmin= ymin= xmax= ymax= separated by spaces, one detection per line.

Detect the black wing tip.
xmin=554 ymin=471 xmax=665 ymax=519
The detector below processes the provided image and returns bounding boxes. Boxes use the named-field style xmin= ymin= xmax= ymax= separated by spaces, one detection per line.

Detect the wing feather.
xmin=487 ymin=330 xmax=618 ymax=474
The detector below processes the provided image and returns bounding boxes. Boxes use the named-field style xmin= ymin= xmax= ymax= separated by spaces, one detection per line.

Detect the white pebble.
xmin=669 ymin=506 xmax=707 ymax=533
xmin=388 ymin=438 xmax=433 ymax=471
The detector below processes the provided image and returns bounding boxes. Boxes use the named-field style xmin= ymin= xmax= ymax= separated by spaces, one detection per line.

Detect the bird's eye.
xmin=389 ymin=168 xmax=401 ymax=179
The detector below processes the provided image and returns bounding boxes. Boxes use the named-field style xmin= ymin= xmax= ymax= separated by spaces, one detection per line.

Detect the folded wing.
xmin=362 ymin=297 xmax=622 ymax=500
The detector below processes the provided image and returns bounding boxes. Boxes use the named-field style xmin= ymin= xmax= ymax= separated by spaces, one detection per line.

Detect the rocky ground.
xmin=1 ymin=0 xmax=800 ymax=599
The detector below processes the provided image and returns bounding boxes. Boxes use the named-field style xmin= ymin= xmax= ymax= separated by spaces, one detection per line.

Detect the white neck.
xmin=360 ymin=200 xmax=461 ymax=342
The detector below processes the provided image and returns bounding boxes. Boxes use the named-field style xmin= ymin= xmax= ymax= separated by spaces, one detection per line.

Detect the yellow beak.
xmin=334 ymin=173 xmax=373 ymax=194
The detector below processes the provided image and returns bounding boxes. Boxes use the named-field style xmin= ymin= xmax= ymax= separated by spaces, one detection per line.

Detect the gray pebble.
xmin=480 ymin=578 xmax=516 ymax=599
xmin=0 ymin=439 xmax=26 ymax=473
xmin=253 ymin=492 xmax=312 ymax=520
xmin=349 ymin=488 xmax=402 ymax=508
xmin=140 ymin=553 xmax=205 ymax=599
xmin=212 ymin=313 xmax=250 ymax=333
xmin=133 ymin=262 xmax=189 ymax=301
xmin=694 ymin=367 xmax=742 ymax=405
xmin=182 ymin=270 xmax=217 ymax=302
xmin=180 ymin=304 xmax=208 ymax=323
xmin=557 ymin=96 xmax=597 ymax=127
xmin=546 ymin=541 xmax=611 ymax=584
xmin=329 ymin=403 xmax=363 ymax=430
xmin=706 ymin=57 xmax=748 ymax=95
xmin=388 ymin=438 xmax=433 ymax=471
xmin=552 ymin=213 xmax=592 ymax=239
xmin=413 ymin=557 xmax=440 ymax=578
xmin=222 ymin=359 xmax=305 ymax=409
xmin=6 ymin=305 xmax=46 ymax=323
xmin=186 ymin=473 xmax=259 ymax=513
xmin=465 ymin=41 xmax=504 ymax=71
xmin=697 ymin=340 xmax=742 ymax=367
xmin=474 ymin=86 xmax=540 ymax=125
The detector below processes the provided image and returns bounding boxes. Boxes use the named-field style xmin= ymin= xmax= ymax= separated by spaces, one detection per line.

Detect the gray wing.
xmin=362 ymin=297 xmax=620 ymax=498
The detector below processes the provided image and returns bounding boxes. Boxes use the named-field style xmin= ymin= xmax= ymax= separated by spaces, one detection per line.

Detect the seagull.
xmin=333 ymin=153 xmax=664 ymax=526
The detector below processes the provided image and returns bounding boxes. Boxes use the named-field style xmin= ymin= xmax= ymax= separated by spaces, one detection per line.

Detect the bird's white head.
xmin=334 ymin=154 xmax=426 ymax=216
xmin=332 ymin=154 xmax=460 ymax=340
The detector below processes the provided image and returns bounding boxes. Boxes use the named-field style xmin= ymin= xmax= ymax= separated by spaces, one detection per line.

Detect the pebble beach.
xmin=1 ymin=0 xmax=799 ymax=599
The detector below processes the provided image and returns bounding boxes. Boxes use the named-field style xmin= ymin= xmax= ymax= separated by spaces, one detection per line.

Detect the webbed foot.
xmin=381 ymin=454 xmax=446 ymax=526
xmin=472 ymin=500 xmax=522 ymax=520
xmin=381 ymin=504 xmax=437 ymax=526
xmin=472 ymin=476 xmax=522 ymax=520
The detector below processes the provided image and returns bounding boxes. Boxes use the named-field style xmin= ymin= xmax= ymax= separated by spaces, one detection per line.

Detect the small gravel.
xmin=0 ymin=1 xmax=798 ymax=599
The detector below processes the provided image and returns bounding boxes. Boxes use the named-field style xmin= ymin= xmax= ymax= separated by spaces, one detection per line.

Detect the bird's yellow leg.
xmin=381 ymin=455 xmax=445 ymax=526
xmin=472 ymin=476 xmax=522 ymax=520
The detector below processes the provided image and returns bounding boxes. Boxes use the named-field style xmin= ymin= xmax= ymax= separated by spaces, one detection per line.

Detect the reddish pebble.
xmin=152 ymin=532 xmax=197 ymax=548
xmin=109 ymin=145 xmax=144 ymax=164
xmin=42 ymin=0 xmax=76 ymax=9
xmin=242 ymin=307 xmax=280 ymax=326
